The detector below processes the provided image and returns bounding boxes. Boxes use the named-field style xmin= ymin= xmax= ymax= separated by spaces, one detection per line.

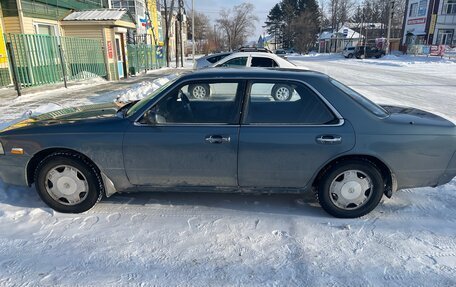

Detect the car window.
xmin=330 ymin=79 xmax=388 ymax=118
xmin=126 ymin=75 xmax=178 ymax=117
xmin=207 ymin=54 xmax=230 ymax=63
xmin=217 ymin=57 xmax=248 ymax=67
xmin=251 ymin=57 xmax=278 ymax=67
xmin=144 ymin=82 xmax=240 ymax=124
xmin=207 ymin=55 xmax=221 ymax=63
xmin=245 ymin=82 xmax=337 ymax=125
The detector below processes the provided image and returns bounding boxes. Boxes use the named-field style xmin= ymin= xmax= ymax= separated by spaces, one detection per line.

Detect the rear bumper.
xmin=0 ymin=155 xmax=29 ymax=186
xmin=437 ymin=151 xmax=456 ymax=186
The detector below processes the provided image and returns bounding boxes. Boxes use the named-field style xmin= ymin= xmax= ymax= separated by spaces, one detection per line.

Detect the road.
xmin=0 ymin=57 xmax=455 ymax=286
xmin=289 ymin=55 xmax=456 ymax=121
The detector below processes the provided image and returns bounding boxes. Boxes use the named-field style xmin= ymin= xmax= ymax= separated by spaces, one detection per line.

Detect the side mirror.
xmin=142 ymin=110 xmax=166 ymax=125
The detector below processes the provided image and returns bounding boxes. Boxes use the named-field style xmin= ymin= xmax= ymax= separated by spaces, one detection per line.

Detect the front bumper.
xmin=0 ymin=155 xmax=29 ymax=186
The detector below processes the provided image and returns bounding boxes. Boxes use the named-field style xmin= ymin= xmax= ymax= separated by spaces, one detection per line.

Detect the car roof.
xmin=179 ymin=67 xmax=328 ymax=81
xmin=212 ymin=52 xmax=297 ymax=68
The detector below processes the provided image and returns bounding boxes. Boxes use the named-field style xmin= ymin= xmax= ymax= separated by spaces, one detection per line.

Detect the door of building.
xmin=114 ymin=33 xmax=124 ymax=78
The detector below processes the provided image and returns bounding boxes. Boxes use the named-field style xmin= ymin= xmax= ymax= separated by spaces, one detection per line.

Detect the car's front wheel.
xmin=316 ymin=159 xmax=384 ymax=218
xmin=34 ymin=152 xmax=103 ymax=213
xmin=348 ymin=53 xmax=353 ymax=58
xmin=271 ymin=84 xmax=293 ymax=101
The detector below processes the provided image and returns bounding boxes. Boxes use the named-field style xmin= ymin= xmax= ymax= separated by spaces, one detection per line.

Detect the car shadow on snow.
xmin=100 ymin=190 xmax=329 ymax=218
xmin=0 ymin=180 xmax=329 ymax=218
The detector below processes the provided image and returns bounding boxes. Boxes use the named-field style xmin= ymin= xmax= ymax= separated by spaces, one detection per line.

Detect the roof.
xmin=182 ymin=67 xmax=327 ymax=80
xmin=337 ymin=26 xmax=363 ymax=39
xmin=63 ymin=9 xmax=134 ymax=22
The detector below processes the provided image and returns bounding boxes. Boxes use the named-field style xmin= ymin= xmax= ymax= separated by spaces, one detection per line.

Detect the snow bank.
xmin=115 ymin=75 xmax=175 ymax=103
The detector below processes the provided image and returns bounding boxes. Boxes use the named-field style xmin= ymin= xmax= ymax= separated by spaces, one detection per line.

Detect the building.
xmin=318 ymin=27 xmax=364 ymax=53
xmin=402 ymin=0 xmax=456 ymax=46
xmin=0 ymin=1 xmax=136 ymax=82
xmin=0 ymin=0 xmax=108 ymax=35
xmin=162 ymin=8 xmax=187 ymax=61
xmin=61 ymin=9 xmax=136 ymax=80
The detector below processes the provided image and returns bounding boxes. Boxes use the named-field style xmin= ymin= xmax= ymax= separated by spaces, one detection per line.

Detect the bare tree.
xmin=187 ymin=11 xmax=210 ymax=53
xmin=162 ymin=0 xmax=175 ymax=67
xmin=216 ymin=3 xmax=258 ymax=51
xmin=328 ymin=0 xmax=356 ymax=31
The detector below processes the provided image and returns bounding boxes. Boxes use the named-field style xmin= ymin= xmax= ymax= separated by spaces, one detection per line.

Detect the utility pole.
xmin=385 ymin=0 xmax=395 ymax=54
xmin=176 ymin=0 xmax=184 ymax=68
xmin=192 ymin=0 xmax=195 ymax=67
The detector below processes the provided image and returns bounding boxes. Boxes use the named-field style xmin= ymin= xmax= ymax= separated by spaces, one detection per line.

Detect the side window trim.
xmin=241 ymin=80 xmax=344 ymax=127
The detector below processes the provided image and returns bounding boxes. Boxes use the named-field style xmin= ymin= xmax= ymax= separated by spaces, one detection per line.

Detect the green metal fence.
xmin=127 ymin=44 xmax=166 ymax=75
xmin=4 ymin=33 xmax=107 ymax=88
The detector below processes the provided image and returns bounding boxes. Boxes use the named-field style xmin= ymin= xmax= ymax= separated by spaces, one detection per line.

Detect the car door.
xmin=238 ymin=80 xmax=355 ymax=189
xmin=123 ymin=80 xmax=244 ymax=188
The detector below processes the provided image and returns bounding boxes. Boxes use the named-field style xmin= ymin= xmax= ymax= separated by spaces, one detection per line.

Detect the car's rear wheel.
xmin=316 ymin=159 xmax=384 ymax=218
xmin=34 ymin=152 xmax=103 ymax=213
xmin=188 ymin=84 xmax=211 ymax=99
xmin=271 ymin=84 xmax=293 ymax=101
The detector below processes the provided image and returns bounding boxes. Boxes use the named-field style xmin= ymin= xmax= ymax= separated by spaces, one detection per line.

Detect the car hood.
xmin=2 ymin=102 xmax=120 ymax=132
xmin=381 ymin=105 xmax=455 ymax=127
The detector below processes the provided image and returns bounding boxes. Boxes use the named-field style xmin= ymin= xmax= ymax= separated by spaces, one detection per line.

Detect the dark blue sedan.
xmin=0 ymin=68 xmax=455 ymax=218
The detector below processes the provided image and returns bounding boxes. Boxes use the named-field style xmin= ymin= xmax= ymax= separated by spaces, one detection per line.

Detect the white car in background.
xmin=187 ymin=52 xmax=304 ymax=101
xmin=342 ymin=46 xmax=356 ymax=58
xmin=212 ymin=52 xmax=297 ymax=69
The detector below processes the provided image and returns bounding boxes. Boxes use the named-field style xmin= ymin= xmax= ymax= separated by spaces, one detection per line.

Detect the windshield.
xmin=330 ymin=79 xmax=389 ymax=118
xmin=125 ymin=75 xmax=179 ymax=117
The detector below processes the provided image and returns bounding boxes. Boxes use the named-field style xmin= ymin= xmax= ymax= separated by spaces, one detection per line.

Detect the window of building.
xmin=436 ymin=29 xmax=454 ymax=45
xmin=418 ymin=0 xmax=427 ymax=16
xmin=442 ymin=0 xmax=456 ymax=14
xmin=34 ymin=23 xmax=57 ymax=36
xmin=409 ymin=2 xmax=419 ymax=17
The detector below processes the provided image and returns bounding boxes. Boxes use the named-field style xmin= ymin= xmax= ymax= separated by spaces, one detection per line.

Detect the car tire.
xmin=316 ymin=159 xmax=384 ymax=218
xmin=375 ymin=55 xmax=381 ymax=58
xmin=348 ymin=53 xmax=353 ymax=58
xmin=188 ymin=84 xmax=211 ymax=99
xmin=34 ymin=152 xmax=103 ymax=213
xmin=271 ymin=84 xmax=293 ymax=101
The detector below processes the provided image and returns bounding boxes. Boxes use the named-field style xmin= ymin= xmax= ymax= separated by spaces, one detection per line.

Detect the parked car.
xmin=275 ymin=49 xmax=287 ymax=57
xmin=1 ymin=68 xmax=455 ymax=218
xmin=194 ymin=52 xmax=232 ymax=69
xmin=342 ymin=46 xmax=356 ymax=58
xmin=355 ymin=46 xmax=385 ymax=59
xmin=188 ymin=52 xmax=300 ymax=101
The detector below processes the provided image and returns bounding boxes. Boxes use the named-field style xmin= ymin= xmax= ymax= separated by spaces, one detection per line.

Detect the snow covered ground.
xmin=0 ymin=55 xmax=455 ymax=286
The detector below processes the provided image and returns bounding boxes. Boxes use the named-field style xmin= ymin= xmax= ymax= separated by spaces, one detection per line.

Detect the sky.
xmin=188 ymin=0 xmax=279 ymax=42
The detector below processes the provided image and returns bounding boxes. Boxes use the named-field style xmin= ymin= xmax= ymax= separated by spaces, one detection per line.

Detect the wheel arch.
xmin=311 ymin=154 xmax=397 ymax=198
xmin=26 ymin=148 xmax=102 ymax=187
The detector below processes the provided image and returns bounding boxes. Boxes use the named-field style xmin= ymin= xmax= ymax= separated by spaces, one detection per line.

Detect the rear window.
xmin=330 ymin=79 xmax=389 ymax=118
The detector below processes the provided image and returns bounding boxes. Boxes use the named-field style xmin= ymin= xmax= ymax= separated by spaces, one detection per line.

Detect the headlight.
xmin=0 ymin=142 xmax=4 ymax=155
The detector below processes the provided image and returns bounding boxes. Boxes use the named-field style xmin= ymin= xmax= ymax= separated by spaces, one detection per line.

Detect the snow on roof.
xmin=319 ymin=31 xmax=333 ymax=40
xmin=337 ymin=26 xmax=363 ymax=39
xmin=63 ymin=9 xmax=130 ymax=21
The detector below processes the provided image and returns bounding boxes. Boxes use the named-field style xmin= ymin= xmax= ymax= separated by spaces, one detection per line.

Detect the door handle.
xmin=316 ymin=135 xmax=342 ymax=144
xmin=205 ymin=135 xmax=231 ymax=144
